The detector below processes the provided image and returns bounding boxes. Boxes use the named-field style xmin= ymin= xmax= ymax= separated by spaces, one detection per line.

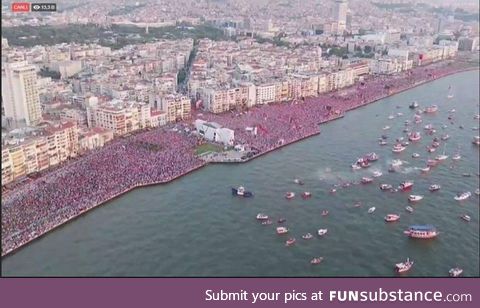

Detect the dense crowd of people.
xmin=1 ymin=59 xmax=477 ymax=256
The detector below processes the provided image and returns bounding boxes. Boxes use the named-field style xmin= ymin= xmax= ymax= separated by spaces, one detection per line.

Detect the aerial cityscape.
xmin=1 ymin=0 xmax=479 ymax=277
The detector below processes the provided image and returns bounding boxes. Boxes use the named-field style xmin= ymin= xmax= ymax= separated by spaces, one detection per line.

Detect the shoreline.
xmin=2 ymin=65 xmax=478 ymax=258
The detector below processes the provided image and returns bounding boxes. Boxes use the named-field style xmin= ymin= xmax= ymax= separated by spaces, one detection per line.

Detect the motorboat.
xmin=408 ymin=195 xmax=424 ymax=202
xmin=401 ymin=141 xmax=410 ymax=147
xmin=462 ymin=173 xmax=472 ymax=177
xmin=429 ymin=184 xmax=441 ymax=192
xmin=321 ymin=210 xmax=329 ymax=216
xmin=474 ymin=114 xmax=480 ymax=120
xmin=372 ymin=171 xmax=382 ymax=178
xmin=383 ymin=126 xmax=391 ymax=130
xmin=380 ymin=183 xmax=393 ymax=190
xmin=310 ymin=257 xmax=324 ymax=265
xmin=285 ymin=192 xmax=295 ymax=199
xmin=278 ymin=218 xmax=286 ymax=224
xmin=395 ymin=258 xmax=414 ymax=273
xmin=285 ymin=238 xmax=296 ymax=246
xmin=353 ymin=202 xmax=362 ymax=208
xmin=405 ymin=206 xmax=414 ymax=213
xmin=399 ymin=181 xmax=414 ymax=191
xmin=368 ymin=207 xmax=376 ymax=214
xmin=294 ymin=178 xmax=305 ymax=185
xmin=412 ymin=153 xmax=420 ymax=158
xmin=361 ymin=177 xmax=373 ymax=184
xmin=366 ymin=152 xmax=379 ymax=161
xmin=461 ymin=215 xmax=471 ymax=222
xmin=262 ymin=220 xmax=272 ymax=225
xmin=404 ymin=225 xmax=438 ymax=239
xmin=302 ymin=233 xmax=313 ymax=240
xmin=391 ymin=160 xmax=403 ymax=167
xmin=432 ymin=141 xmax=440 ymax=148
xmin=256 ymin=213 xmax=269 ymax=220
xmin=472 ymin=136 xmax=480 ymax=146
xmin=441 ymin=134 xmax=450 ymax=141
xmin=232 ymin=186 xmax=253 ymax=197
xmin=454 ymin=192 xmax=471 ymax=201
xmin=452 ymin=153 xmax=461 ymax=160
xmin=427 ymin=159 xmax=438 ymax=167
xmin=425 ymin=105 xmax=438 ymax=113
xmin=302 ymin=192 xmax=312 ymax=199
xmin=317 ymin=229 xmax=328 ymax=236
xmin=276 ymin=226 xmax=289 ymax=234
xmin=449 ymin=109 xmax=456 ymax=113
xmin=427 ymin=147 xmax=436 ymax=153
xmin=330 ymin=188 xmax=337 ymax=194
xmin=420 ymin=166 xmax=430 ymax=173
xmin=435 ymin=154 xmax=449 ymax=161
xmin=475 ymin=188 xmax=480 ymax=196
xmin=388 ymin=115 xmax=395 ymax=120
xmin=403 ymin=128 xmax=410 ymax=133
xmin=449 ymin=268 xmax=463 ymax=277
xmin=379 ymin=140 xmax=388 ymax=146
xmin=424 ymin=124 xmax=433 ymax=130
xmin=385 ymin=214 xmax=400 ymax=222
xmin=392 ymin=144 xmax=406 ymax=153
xmin=408 ymin=132 xmax=421 ymax=142
xmin=409 ymin=101 xmax=419 ymax=109
xmin=397 ymin=112 xmax=403 ymax=116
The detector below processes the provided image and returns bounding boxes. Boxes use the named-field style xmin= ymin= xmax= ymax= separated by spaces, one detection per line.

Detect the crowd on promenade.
xmin=1 ymin=59 xmax=477 ymax=256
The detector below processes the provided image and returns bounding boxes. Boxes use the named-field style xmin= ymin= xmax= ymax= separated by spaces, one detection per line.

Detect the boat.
xmin=408 ymin=195 xmax=424 ymax=202
xmin=449 ymin=268 xmax=463 ymax=277
xmin=262 ymin=220 xmax=272 ymax=225
xmin=310 ymin=257 xmax=324 ymax=265
xmin=420 ymin=166 xmax=430 ymax=173
xmin=392 ymin=144 xmax=406 ymax=153
xmin=385 ymin=214 xmax=400 ymax=222
xmin=294 ymin=178 xmax=305 ymax=185
xmin=474 ymin=114 xmax=480 ymax=120
xmin=353 ymin=202 xmax=362 ymax=208
xmin=409 ymin=101 xmax=419 ymax=109
xmin=317 ymin=229 xmax=328 ymax=236
xmin=302 ymin=233 xmax=313 ymax=240
xmin=447 ymin=94 xmax=454 ymax=99
xmin=395 ymin=258 xmax=414 ymax=273
xmin=452 ymin=153 xmax=461 ymax=160
xmin=302 ymin=192 xmax=312 ymax=199
xmin=424 ymin=124 xmax=433 ymax=130
xmin=256 ymin=213 xmax=269 ymax=220
xmin=427 ymin=147 xmax=436 ymax=153
xmin=405 ymin=206 xmax=414 ymax=213
xmin=441 ymin=134 xmax=450 ymax=141
xmin=462 ymin=173 xmax=471 ymax=177
xmin=285 ymin=238 xmax=296 ymax=246
xmin=366 ymin=152 xmax=379 ymax=161
xmin=276 ymin=226 xmax=289 ymax=234
xmin=321 ymin=210 xmax=329 ymax=216
xmin=285 ymin=192 xmax=295 ymax=199
xmin=379 ymin=140 xmax=388 ymax=146
xmin=383 ymin=126 xmax=391 ymax=130
xmin=427 ymin=159 xmax=438 ymax=167
xmin=403 ymin=128 xmax=410 ymax=133
xmin=408 ymin=132 xmax=421 ymax=142
xmin=368 ymin=207 xmax=376 ymax=214
xmin=399 ymin=181 xmax=414 ymax=191
xmin=425 ymin=105 xmax=438 ymax=113
xmin=278 ymin=218 xmax=286 ymax=224
xmin=454 ymin=192 xmax=471 ymax=201
xmin=404 ymin=225 xmax=438 ymax=239
xmin=380 ymin=183 xmax=393 ymax=190
xmin=401 ymin=141 xmax=410 ymax=146
xmin=388 ymin=115 xmax=395 ymax=120
xmin=461 ymin=215 xmax=471 ymax=222
xmin=391 ymin=160 xmax=403 ymax=167
xmin=475 ymin=188 xmax=480 ymax=196
xmin=429 ymin=184 xmax=441 ymax=192
xmin=372 ymin=171 xmax=382 ymax=178
xmin=330 ymin=188 xmax=337 ymax=194
xmin=432 ymin=142 xmax=440 ymax=148
xmin=412 ymin=153 xmax=420 ymax=158
xmin=397 ymin=112 xmax=403 ymax=116
xmin=232 ymin=186 xmax=253 ymax=197
xmin=472 ymin=136 xmax=480 ymax=146
xmin=361 ymin=177 xmax=373 ymax=184
xmin=351 ymin=164 xmax=362 ymax=170
xmin=435 ymin=144 xmax=448 ymax=161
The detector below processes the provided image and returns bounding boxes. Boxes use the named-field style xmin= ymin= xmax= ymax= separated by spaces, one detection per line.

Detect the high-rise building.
xmin=334 ymin=0 xmax=348 ymax=34
xmin=1 ymin=61 xmax=42 ymax=128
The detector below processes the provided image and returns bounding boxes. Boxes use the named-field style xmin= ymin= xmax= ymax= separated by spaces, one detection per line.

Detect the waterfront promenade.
xmin=1 ymin=59 xmax=478 ymax=257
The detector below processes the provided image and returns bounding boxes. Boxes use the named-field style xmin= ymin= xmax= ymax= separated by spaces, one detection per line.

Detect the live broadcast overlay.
xmin=11 ymin=2 xmax=56 ymax=12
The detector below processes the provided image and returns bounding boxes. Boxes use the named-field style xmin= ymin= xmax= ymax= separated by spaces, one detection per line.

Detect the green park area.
xmin=195 ymin=143 xmax=224 ymax=156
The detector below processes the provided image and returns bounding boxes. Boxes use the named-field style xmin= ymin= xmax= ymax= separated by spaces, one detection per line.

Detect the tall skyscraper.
xmin=1 ymin=61 xmax=42 ymax=128
xmin=334 ymin=0 xmax=348 ymax=34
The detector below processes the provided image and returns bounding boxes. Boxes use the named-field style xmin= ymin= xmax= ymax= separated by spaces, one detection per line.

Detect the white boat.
xmin=285 ymin=238 xmax=296 ymax=246
xmin=383 ymin=126 xmax=391 ymax=130
xmin=452 ymin=153 xmax=461 ymax=160
xmin=361 ymin=177 xmax=373 ymax=184
xmin=474 ymin=114 xmax=480 ymax=120
xmin=475 ymin=188 xmax=480 ymax=196
xmin=388 ymin=115 xmax=395 ymax=120
xmin=405 ymin=206 xmax=414 ymax=213
xmin=256 ymin=213 xmax=269 ymax=220
xmin=408 ymin=195 xmax=424 ymax=202
xmin=429 ymin=184 xmax=441 ymax=192
xmin=372 ymin=171 xmax=382 ymax=178
xmin=391 ymin=159 xmax=403 ymax=167
xmin=380 ymin=183 xmax=393 ymax=190
xmin=294 ymin=178 xmax=305 ymax=185
xmin=285 ymin=192 xmax=295 ymax=199
xmin=435 ymin=154 xmax=448 ymax=161
xmin=392 ymin=144 xmax=406 ymax=153
xmin=454 ymin=192 xmax=471 ymax=201
xmin=420 ymin=166 xmax=430 ymax=173
xmin=441 ymin=134 xmax=450 ymax=141
xmin=408 ymin=132 xmax=421 ymax=142
xmin=385 ymin=214 xmax=400 ymax=222
xmin=424 ymin=124 xmax=433 ymax=130
xmin=302 ymin=233 xmax=313 ymax=240
xmin=395 ymin=258 xmax=414 ymax=273
xmin=310 ymin=257 xmax=324 ymax=265
xmin=276 ymin=226 xmax=289 ymax=234
xmin=412 ymin=153 xmax=420 ymax=158
xmin=449 ymin=267 xmax=463 ymax=277
xmin=461 ymin=215 xmax=471 ymax=222
xmin=425 ymin=105 xmax=438 ymax=113
xmin=397 ymin=112 xmax=403 ymax=116
xmin=368 ymin=207 xmax=376 ymax=214
xmin=379 ymin=140 xmax=388 ymax=146
xmin=317 ymin=229 xmax=328 ymax=236
xmin=351 ymin=164 xmax=361 ymax=170
xmin=473 ymin=136 xmax=480 ymax=146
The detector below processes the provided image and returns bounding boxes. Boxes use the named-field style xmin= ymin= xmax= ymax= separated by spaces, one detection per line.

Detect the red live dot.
xmin=12 ymin=2 xmax=31 ymax=12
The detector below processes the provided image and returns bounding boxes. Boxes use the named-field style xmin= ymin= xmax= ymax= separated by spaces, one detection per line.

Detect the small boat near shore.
xmin=449 ymin=267 xmax=463 ymax=277
xmin=232 ymin=186 xmax=253 ymax=197
xmin=310 ymin=257 xmax=324 ymax=265
xmin=395 ymin=258 xmax=414 ymax=273
xmin=404 ymin=225 xmax=438 ymax=239
xmin=385 ymin=214 xmax=400 ymax=222
xmin=454 ymin=192 xmax=471 ymax=201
